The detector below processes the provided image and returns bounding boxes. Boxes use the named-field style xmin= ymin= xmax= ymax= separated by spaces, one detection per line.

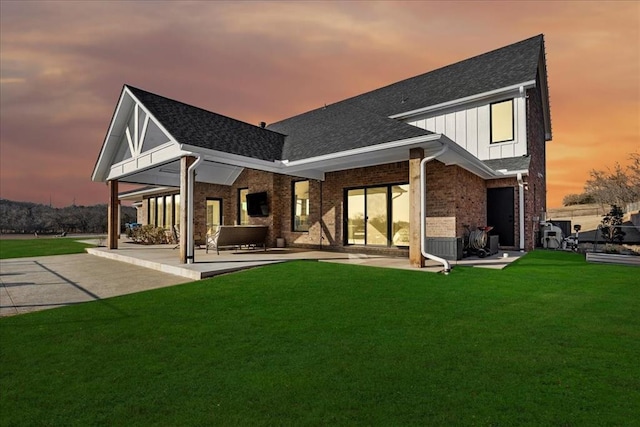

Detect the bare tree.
xmin=0 ymin=199 xmax=136 ymax=234
xmin=583 ymin=153 xmax=640 ymax=207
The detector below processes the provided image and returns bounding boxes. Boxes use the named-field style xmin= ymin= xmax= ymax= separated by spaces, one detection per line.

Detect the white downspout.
xmin=187 ymin=154 xmax=203 ymax=264
xmin=420 ymin=144 xmax=451 ymax=274
xmin=517 ymin=172 xmax=525 ymax=251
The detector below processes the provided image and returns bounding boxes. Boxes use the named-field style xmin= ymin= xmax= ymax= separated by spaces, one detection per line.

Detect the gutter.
xmin=279 ymin=134 xmax=442 ymax=167
xmin=420 ymin=144 xmax=452 ymax=274
xmin=186 ymin=154 xmax=203 ymax=264
xmin=517 ymin=172 xmax=526 ymax=251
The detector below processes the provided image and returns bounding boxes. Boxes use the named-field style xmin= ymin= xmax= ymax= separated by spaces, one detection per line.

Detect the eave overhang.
xmin=103 ymin=131 xmax=512 ymax=190
xmin=389 ymin=81 xmax=536 ymax=121
xmin=279 ymin=134 xmax=504 ymax=180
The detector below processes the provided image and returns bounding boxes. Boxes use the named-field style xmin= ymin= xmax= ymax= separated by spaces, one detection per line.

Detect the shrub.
xmin=600 ymin=204 xmax=626 ymax=244
xmin=130 ymin=225 xmax=169 ymax=245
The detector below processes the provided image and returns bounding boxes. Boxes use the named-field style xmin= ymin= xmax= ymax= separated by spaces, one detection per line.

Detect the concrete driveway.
xmin=0 ymin=253 xmax=192 ymax=317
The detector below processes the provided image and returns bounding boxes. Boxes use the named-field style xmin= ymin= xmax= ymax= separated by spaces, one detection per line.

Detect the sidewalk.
xmin=0 ymin=253 xmax=191 ymax=317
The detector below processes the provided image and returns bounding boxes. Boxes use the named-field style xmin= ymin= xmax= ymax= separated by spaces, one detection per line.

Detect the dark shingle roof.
xmin=126 ymin=35 xmax=544 ymax=164
xmin=344 ymin=35 xmax=543 ymax=117
xmin=269 ymin=102 xmax=432 ymax=161
xmin=127 ymin=86 xmax=286 ymax=161
xmin=483 ymin=156 xmax=531 ymax=172
xmin=268 ymin=35 xmax=544 ymax=160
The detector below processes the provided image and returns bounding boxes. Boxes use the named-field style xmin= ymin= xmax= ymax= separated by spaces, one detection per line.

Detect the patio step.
xmin=87 ymin=248 xmax=204 ymax=280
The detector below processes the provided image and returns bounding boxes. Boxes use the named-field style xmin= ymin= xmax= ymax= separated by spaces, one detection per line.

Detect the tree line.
xmin=0 ymin=199 xmax=136 ymax=235
xmin=563 ymin=152 xmax=640 ymax=207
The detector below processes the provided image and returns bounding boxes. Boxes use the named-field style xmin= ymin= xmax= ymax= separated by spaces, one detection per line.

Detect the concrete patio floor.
xmin=86 ymin=238 xmax=525 ymax=280
xmin=0 ymin=253 xmax=191 ymax=317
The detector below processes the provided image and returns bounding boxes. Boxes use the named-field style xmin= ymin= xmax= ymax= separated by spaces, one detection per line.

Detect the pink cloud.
xmin=0 ymin=1 xmax=638 ymax=208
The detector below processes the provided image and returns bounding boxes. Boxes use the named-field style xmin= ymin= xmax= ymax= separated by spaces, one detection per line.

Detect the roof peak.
xmin=124 ymin=84 xmax=280 ymax=133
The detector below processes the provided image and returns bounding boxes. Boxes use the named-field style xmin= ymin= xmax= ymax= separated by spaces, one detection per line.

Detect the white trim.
xmin=92 ymin=86 xmax=182 ymax=182
xmin=119 ymin=186 xmax=176 ymax=200
xmin=125 ymin=127 xmax=135 ymax=159
xmin=180 ymin=144 xmax=286 ymax=172
xmin=125 ymin=87 xmax=180 ymax=148
xmin=134 ymin=105 xmax=139 ymax=152
xmin=495 ymin=169 xmax=529 ymax=178
xmin=138 ymin=114 xmax=150 ymax=156
xmin=92 ymin=90 xmax=131 ymax=181
xmin=107 ymin=141 xmax=183 ymax=181
xmin=389 ymin=80 xmax=536 ymax=120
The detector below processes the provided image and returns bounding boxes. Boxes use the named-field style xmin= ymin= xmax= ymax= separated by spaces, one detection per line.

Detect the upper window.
xmin=238 ymin=188 xmax=249 ymax=225
xmin=292 ymin=180 xmax=311 ymax=232
xmin=490 ymin=100 xmax=514 ymax=143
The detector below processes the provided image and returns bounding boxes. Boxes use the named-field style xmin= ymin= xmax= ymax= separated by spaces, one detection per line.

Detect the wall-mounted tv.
xmin=246 ymin=191 xmax=269 ymax=217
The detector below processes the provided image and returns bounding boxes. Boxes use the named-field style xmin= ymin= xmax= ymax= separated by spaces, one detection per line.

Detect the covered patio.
xmin=93 ymin=85 xmax=514 ymax=271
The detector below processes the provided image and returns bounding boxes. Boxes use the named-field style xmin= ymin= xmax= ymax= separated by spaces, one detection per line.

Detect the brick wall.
xmin=134 ymin=141 xmax=542 ymax=253
xmin=193 ymin=182 xmax=231 ymax=244
xmin=453 ymin=166 xmax=487 ymax=237
xmin=526 ymin=83 xmax=548 ymax=250
xmin=230 ymin=169 xmax=279 ymax=245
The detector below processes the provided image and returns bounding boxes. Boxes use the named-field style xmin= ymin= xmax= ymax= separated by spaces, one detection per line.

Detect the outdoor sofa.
xmin=205 ymin=225 xmax=269 ymax=255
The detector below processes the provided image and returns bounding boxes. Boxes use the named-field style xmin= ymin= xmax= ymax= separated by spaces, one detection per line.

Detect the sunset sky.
xmin=1 ymin=1 xmax=638 ymax=208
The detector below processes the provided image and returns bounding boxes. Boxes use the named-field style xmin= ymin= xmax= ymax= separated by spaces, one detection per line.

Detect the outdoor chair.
xmin=172 ymin=225 xmax=180 ymax=250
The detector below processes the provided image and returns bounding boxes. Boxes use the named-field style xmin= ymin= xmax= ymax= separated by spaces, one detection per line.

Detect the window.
xmin=238 ymin=188 xmax=249 ymax=225
xmin=490 ymin=99 xmax=514 ymax=143
xmin=148 ymin=198 xmax=156 ymax=226
xmin=174 ymin=195 xmax=180 ymax=226
xmin=391 ymin=184 xmax=410 ymax=246
xmin=292 ymin=180 xmax=311 ymax=232
xmin=345 ymin=184 xmax=410 ymax=246
xmin=157 ymin=197 xmax=164 ymax=229
xmin=206 ymin=198 xmax=222 ymax=235
xmin=146 ymin=194 xmax=180 ymax=229
xmin=164 ymin=195 xmax=172 ymax=229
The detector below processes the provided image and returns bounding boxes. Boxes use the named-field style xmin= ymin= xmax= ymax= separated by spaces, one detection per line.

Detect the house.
xmin=92 ymin=34 xmax=551 ymax=269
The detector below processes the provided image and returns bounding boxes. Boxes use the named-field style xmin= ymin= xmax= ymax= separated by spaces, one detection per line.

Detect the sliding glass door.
xmin=346 ymin=189 xmax=365 ymax=244
xmin=345 ymin=184 xmax=409 ymax=247
xmin=365 ymin=187 xmax=388 ymax=245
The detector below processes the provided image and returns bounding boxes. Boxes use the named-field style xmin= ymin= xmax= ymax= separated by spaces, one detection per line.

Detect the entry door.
xmin=487 ymin=187 xmax=514 ymax=247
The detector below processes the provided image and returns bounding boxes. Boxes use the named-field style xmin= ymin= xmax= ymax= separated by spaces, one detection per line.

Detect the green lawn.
xmin=0 ymin=237 xmax=94 ymax=259
xmin=1 ymin=251 xmax=638 ymax=425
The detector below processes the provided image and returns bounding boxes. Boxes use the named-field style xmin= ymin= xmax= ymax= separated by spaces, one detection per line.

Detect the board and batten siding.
xmin=406 ymin=95 xmax=527 ymax=161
